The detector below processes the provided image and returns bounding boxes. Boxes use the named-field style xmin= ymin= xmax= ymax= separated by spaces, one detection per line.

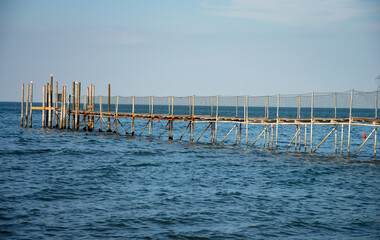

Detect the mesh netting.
xmin=70 ymin=89 xmax=379 ymax=119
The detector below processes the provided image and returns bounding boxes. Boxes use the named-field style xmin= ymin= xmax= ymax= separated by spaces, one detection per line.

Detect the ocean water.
xmin=1 ymin=102 xmax=380 ymax=239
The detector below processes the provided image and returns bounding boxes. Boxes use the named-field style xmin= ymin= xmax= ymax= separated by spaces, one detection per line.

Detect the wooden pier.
xmin=20 ymin=75 xmax=379 ymax=159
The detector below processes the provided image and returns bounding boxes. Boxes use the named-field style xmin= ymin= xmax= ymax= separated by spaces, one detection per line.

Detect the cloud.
xmin=203 ymin=0 xmax=379 ymax=26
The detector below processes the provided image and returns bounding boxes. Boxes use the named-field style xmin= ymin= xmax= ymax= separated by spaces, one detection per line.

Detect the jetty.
xmin=20 ymin=75 xmax=379 ymax=159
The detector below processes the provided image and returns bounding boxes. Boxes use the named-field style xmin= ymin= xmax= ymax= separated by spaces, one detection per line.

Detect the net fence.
xmin=74 ymin=90 xmax=378 ymax=119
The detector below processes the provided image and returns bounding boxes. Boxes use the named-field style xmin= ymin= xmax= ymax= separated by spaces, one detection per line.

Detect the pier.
xmin=20 ymin=75 xmax=379 ymax=159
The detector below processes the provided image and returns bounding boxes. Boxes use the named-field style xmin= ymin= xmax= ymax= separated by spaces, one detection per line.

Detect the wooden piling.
xmin=347 ymin=89 xmax=353 ymax=157
xmin=29 ymin=82 xmax=33 ymax=128
xmin=375 ymin=127 xmax=377 ymax=159
xmin=114 ymin=95 xmax=119 ymax=134
xmin=42 ymin=85 xmax=45 ymax=128
xmin=60 ymin=86 xmax=64 ymax=129
xmin=85 ymin=86 xmax=89 ymax=131
xmin=276 ymin=94 xmax=279 ymax=150
xmin=310 ymin=92 xmax=314 ymax=153
xmin=63 ymin=86 xmax=67 ymax=129
xmin=21 ymin=84 xmax=24 ymax=127
xmin=245 ymin=96 xmax=248 ymax=149
xmin=215 ymin=95 xmax=219 ymax=143
xmin=55 ymin=82 xmax=58 ymax=127
xmin=131 ymin=96 xmax=135 ymax=135
xmin=72 ymin=82 xmax=75 ymax=129
xmin=99 ymin=95 xmax=103 ymax=132
xmin=25 ymin=84 xmax=29 ymax=128
xmin=340 ymin=124 xmax=344 ymax=157
xmin=48 ymin=84 xmax=52 ymax=129
xmin=92 ymin=84 xmax=95 ymax=131
xmin=169 ymin=120 xmax=173 ymax=140
xmin=107 ymin=84 xmax=111 ymax=132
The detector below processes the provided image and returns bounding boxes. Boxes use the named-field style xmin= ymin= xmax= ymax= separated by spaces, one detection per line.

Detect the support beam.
xmin=168 ymin=120 xmax=173 ymax=140
xmin=196 ymin=122 xmax=212 ymax=142
xmin=313 ymin=126 xmax=337 ymax=153
xmin=42 ymin=85 xmax=45 ymax=128
xmin=221 ymin=124 xmax=237 ymax=144
xmin=250 ymin=126 xmax=267 ymax=148
xmin=158 ymin=121 xmax=170 ymax=138
xmin=353 ymin=127 xmax=376 ymax=157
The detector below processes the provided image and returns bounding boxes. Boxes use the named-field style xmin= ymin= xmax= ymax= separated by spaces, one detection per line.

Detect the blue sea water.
xmin=1 ymin=102 xmax=380 ymax=239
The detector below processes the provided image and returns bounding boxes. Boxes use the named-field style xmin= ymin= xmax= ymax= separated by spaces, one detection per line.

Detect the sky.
xmin=0 ymin=0 xmax=380 ymax=101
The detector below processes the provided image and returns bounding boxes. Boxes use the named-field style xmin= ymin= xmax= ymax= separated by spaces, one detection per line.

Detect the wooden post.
xmin=24 ymin=84 xmax=29 ymax=128
xmin=50 ymin=75 xmax=53 ymax=127
xmin=42 ymin=85 xmax=45 ymax=128
xmin=60 ymin=86 xmax=64 ymax=129
xmin=374 ymin=127 xmax=377 ymax=159
xmin=334 ymin=92 xmax=337 ymax=119
xmin=171 ymin=96 xmax=174 ymax=116
xmin=92 ymin=84 xmax=95 ymax=131
xmin=211 ymin=96 xmax=213 ymax=117
xmin=21 ymin=84 xmax=24 ymax=127
xmin=48 ymin=84 xmax=52 ymax=129
xmin=235 ymin=96 xmax=238 ymax=144
xmin=169 ymin=120 xmax=173 ymax=140
xmin=85 ymin=86 xmax=89 ymax=131
xmin=335 ymin=125 xmax=338 ymax=155
xmin=271 ymin=124 xmax=274 ymax=150
xmin=114 ymin=95 xmax=119 ymax=133
xmin=276 ymin=94 xmax=279 ymax=150
xmin=67 ymin=94 xmax=71 ymax=129
xmin=78 ymin=82 xmax=81 ymax=130
xmin=304 ymin=125 xmax=307 ymax=152
xmin=239 ymin=123 xmax=242 ymax=144
xmin=107 ymin=84 xmax=111 ymax=132
xmin=29 ymin=82 xmax=33 ymax=128
xmin=245 ymin=95 xmax=248 ymax=149
xmin=72 ymin=82 xmax=75 ymax=129
xmin=168 ymin=96 xmax=170 ymax=115
xmin=63 ymin=86 xmax=66 ymax=129
xmin=192 ymin=95 xmax=195 ymax=117
xmin=310 ymin=92 xmax=314 ymax=153
xmin=347 ymin=89 xmax=353 ymax=157
xmin=131 ymin=96 xmax=135 ymax=136
xmin=99 ymin=95 xmax=102 ymax=132
xmin=215 ymin=95 xmax=219 ymax=143
xmin=340 ymin=124 xmax=344 ymax=157
xmin=55 ymin=82 xmax=58 ymax=127
xmin=376 ymin=90 xmax=378 ymax=119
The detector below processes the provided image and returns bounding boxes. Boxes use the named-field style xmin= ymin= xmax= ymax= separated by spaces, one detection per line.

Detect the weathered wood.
xmin=29 ymin=82 xmax=33 ymax=128
xmin=48 ymin=84 xmax=52 ymax=129
xmin=63 ymin=86 xmax=67 ymax=129
xmin=169 ymin=120 xmax=173 ymax=140
xmin=310 ymin=92 xmax=314 ymax=153
xmin=251 ymin=126 xmax=267 ymax=148
xmin=221 ymin=124 xmax=237 ymax=143
xmin=25 ymin=84 xmax=29 ymax=128
xmin=60 ymin=86 xmax=64 ymax=129
xmin=179 ymin=122 xmax=191 ymax=140
xmin=158 ymin=120 xmax=170 ymax=138
xmin=286 ymin=127 xmax=300 ymax=151
xmin=353 ymin=127 xmax=376 ymax=157
xmin=276 ymin=94 xmax=280 ymax=150
xmin=140 ymin=120 xmax=150 ymax=136
xmin=114 ymin=95 xmax=119 ymax=133
xmin=375 ymin=127 xmax=377 ymax=159
xmin=21 ymin=84 xmax=24 ymax=127
xmin=196 ymin=122 xmax=212 ymax=142
xmin=72 ymin=82 xmax=75 ymax=128
xmin=347 ymin=89 xmax=353 ymax=157
xmin=107 ymin=84 xmax=111 ymax=132
xmin=55 ymin=81 xmax=58 ymax=127
xmin=85 ymin=86 xmax=89 ymax=131
xmin=340 ymin=124 xmax=344 ymax=157
xmin=313 ymin=126 xmax=337 ymax=152
xmin=99 ymin=95 xmax=102 ymax=132
xmin=42 ymin=85 xmax=45 ymax=128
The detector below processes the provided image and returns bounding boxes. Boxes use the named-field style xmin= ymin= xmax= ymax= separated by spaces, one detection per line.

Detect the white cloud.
xmin=203 ymin=0 xmax=379 ymax=26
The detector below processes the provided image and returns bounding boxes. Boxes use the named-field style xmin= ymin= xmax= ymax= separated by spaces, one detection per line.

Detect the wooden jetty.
xmin=20 ymin=75 xmax=379 ymax=159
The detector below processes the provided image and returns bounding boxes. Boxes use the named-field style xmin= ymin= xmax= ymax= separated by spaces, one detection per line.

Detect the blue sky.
xmin=1 ymin=0 xmax=380 ymax=101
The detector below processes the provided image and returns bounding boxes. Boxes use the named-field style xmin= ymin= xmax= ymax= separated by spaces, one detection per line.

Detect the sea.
xmin=1 ymin=101 xmax=379 ymax=239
